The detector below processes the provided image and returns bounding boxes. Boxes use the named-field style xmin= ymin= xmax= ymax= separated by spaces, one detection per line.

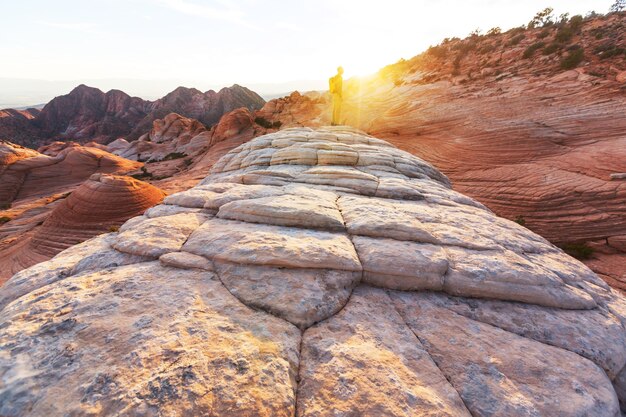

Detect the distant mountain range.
xmin=0 ymin=83 xmax=266 ymax=148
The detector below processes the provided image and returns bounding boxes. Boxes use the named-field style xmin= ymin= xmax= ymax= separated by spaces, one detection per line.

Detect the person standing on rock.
xmin=329 ymin=66 xmax=344 ymax=126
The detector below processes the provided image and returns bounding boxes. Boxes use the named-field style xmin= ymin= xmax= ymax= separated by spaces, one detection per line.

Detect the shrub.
xmin=508 ymin=34 xmax=526 ymax=46
xmin=537 ymin=29 xmax=551 ymax=39
xmin=254 ymin=117 xmax=282 ymax=129
xmin=108 ymin=225 xmax=120 ymax=232
xmin=162 ymin=152 xmax=187 ymax=161
xmin=453 ymin=54 xmax=463 ymax=71
xmin=427 ymin=45 xmax=448 ymax=59
xmin=560 ymin=47 xmax=584 ymax=69
xmin=183 ymin=158 xmax=193 ymax=167
xmin=543 ymin=42 xmax=560 ymax=55
xmin=514 ymin=216 xmax=526 ymax=226
xmin=569 ymin=15 xmax=584 ymax=31
xmin=131 ymin=166 xmax=153 ymax=180
xmin=523 ymin=42 xmax=546 ymax=58
xmin=487 ymin=27 xmax=501 ymax=36
xmin=0 ymin=216 xmax=11 ymax=224
xmin=478 ymin=44 xmax=497 ymax=54
xmin=610 ymin=0 xmax=626 ymax=13
xmin=559 ymin=242 xmax=594 ymax=260
xmin=594 ymin=43 xmax=626 ymax=59
xmin=528 ymin=7 xmax=555 ymax=28
xmin=555 ymin=26 xmax=574 ymax=43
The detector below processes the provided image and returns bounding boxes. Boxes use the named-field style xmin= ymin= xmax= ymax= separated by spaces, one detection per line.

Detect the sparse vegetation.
xmin=0 ymin=216 xmax=11 ymax=224
xmin=559 ymin=242 xmax=595 ymax=260
xmin=537 ymin=29 xmax=551 ymax=39
xmin=594 ymin=43 xmax=626 ymax=59
xmin=560 ymin=46 xmax=585 ymax=69
xmin=555 ymin=26 xmax=575 ymax=43
xmin=487 ymin=27 xmax=502 ymax=36
xmin=508 ymin=33 xmax=526 ymax=46
xmin=108 ymin=225 xmax=120 ymax=232
xmin=610 ymin=0 xmax=625 ymax=13
xmin=254 ymin=117 xmax=282 ymax=129
xmin=528 ymin=7 xmax=555 ymax=29
xmin=131 ymin=166 xmax=153 ymax=180
xmin=514 ymin=216 xmax=527 ymax=227
xmin=478 ymin=44 xmax=497 ymax=54
xmin=162 ymin=152 xmax=187 ymax=161
xmin=523 ymin=42 xmax=546 ymax=59
xmin=543 ymin=42 xmax=560 ymax=55
xmin=569 ymin=15 xmax=584 ymax=31
xmin=183 ymin=158 xmax=193 ymax=167
xmin=427 ymin=45 xmax=448 ymax=59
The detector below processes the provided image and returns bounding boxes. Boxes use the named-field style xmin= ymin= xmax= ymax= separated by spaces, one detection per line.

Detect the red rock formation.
xmin=250 ymin=13 xmax=626 ymax=291
xmin=0 ymin=173 xmax=164 ymax=283
xmin=149 ymin=108 xmax=259 ymax=193
xmin=33 ymin=85 xmax=149 ymax=144
xmin=127 ymin=84 xmax=266 ymax=139
xmin=0 ymin=142 xmax=141 ymax=206
xmin=0 ymin=84 xmax=266 ymax=148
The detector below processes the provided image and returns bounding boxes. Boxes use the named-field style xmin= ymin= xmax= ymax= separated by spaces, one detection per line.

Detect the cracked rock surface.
xmin=1 ymin=127 xmax=625 ymax=416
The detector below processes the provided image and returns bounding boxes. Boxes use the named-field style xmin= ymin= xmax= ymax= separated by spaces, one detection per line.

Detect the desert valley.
xmin=1 ymin=4 xmax=626 ymax=416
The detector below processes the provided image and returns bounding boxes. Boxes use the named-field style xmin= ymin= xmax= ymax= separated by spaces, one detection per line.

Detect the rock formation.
xmin=1 ymin=128 xmax=624 ymax=416
xmin=0 ymin=84 xmax=266 ymax=147
xmin=0 ymin=173 xmax=164 ymax=283
xmin=0 ymin=141 xmax=165 ymax=282
xmin=253 ymin=13 xmax=626 ymax=291
xmin=129 ymin=84 xmax=265 ymax=139
xmin=0 ymin=140 xmax=141 ymax=206
xmin=113 ymin=113 xmax=209 ymax=162
xmin=119 ymin=108 xmax=261 ymax=191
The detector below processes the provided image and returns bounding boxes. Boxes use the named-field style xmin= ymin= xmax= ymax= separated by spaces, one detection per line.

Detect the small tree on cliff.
xmin=610 ymin=0 xmax=625 ymax=12
xmin=528 ymin=7 xmax=555 ymax=28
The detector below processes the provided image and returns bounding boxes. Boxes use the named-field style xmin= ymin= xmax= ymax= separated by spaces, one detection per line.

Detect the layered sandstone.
xmin=1 ymin=128 xmax=624 ymax=416
xmin=253 ymin=14 xmax=626 ymax=290
xmin=0 ymin=174 xmax=164 ymax=283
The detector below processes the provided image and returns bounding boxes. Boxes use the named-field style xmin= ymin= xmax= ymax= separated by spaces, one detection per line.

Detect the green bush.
xmin=543 ymin=43 xmax=560 ymax=55
xmin=569 ymin=15 xmax=584 ymax=31
xmin=537 ymin=29 xmax=551 ymax=39
xmin=131 ymin=166 xmax=153 ymax=180
xmin=508 ymin=34 xmax=526 ymax=46
xmin=560 ymin=47 xmax=584 ymax=69
xmin=559 ymin=242 xmax=594 ymax=260
xmin=523 ymin=42 xmax=546 ymax=58
xmin=162 ymin=152 xmax=187 ymax=161
xmin=555 ymin=26 xmax=574 ymax=43
xmin=427 ymin=45 xmax=448 ymax=59
xmin=514 ymin=216 xmax=527 ymax=226
xmin=487 ymin=27 xmax=501 ymax=36
xmin=254 ymin=117 xmax=282 ymax=129
xmin=479 ymin=44 xmax=497 ymax=54
xmin=0 ymin=216 xmax=11 ymax=224
xmin=594 ymin=43 xmax=626 ymax=59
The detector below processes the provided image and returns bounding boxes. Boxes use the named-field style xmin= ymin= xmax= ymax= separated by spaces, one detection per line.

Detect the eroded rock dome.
xmin=1 ymin=127 xmax=625 ymax=416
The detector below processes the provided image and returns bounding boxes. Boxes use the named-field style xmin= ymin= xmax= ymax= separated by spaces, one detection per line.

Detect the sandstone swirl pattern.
xmin=1 ymin=127 xmax=625 ymax=416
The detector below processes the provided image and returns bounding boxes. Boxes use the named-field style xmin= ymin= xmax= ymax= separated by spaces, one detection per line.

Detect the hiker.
xmin=329 ymin=66 xmax=344 ymax=126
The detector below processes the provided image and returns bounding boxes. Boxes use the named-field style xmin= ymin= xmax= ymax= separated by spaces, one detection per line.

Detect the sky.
xmin=0 ymin=0 xmax=614 ymax=107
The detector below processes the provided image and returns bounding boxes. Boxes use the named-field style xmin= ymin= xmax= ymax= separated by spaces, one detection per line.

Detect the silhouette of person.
xmin=329 ymin=66 xmax=344 ymax=126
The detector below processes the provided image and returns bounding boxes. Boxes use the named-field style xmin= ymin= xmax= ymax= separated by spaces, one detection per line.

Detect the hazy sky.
xmin=0 ymin=0 xmax=613 ymax=104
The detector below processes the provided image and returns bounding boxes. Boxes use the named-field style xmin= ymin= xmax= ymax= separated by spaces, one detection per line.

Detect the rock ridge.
xmin=0 ymin=127 xmax=625 ymax=416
